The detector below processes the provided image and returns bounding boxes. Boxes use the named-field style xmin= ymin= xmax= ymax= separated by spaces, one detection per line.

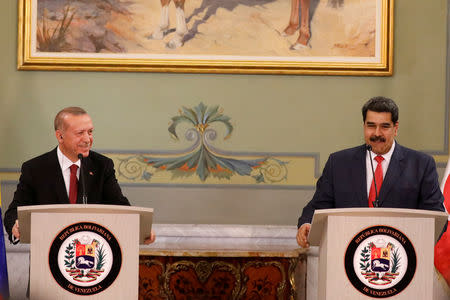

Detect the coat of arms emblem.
xmin=64 ymin=237 xmax=106 ymax=282
xmin=49 ymin=222 xmax=122 ymax=295
xmin=344 ymin=225 xmax=416 ymax=298
xmin=359 ymin=239 xmax=400 ymax=285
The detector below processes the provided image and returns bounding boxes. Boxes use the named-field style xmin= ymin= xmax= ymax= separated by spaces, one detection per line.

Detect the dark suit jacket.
xmin=4 ymin=148 xmax=130 ymax=242
xmin=298 ymin=143 xmax=445 ymax=227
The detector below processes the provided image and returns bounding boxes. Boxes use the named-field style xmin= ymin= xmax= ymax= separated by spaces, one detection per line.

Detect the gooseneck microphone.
xmin=366 ymin=145 xmax=380 ymax=207
xmin=78 ymin=154 xmax=88 ymax=205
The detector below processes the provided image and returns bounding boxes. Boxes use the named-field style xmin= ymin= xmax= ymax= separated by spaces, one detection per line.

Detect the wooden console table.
xmin=138 ymin=247 xmax=306 ymax=300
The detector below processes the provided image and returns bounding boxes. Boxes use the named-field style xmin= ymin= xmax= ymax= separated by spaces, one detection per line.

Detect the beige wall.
xmin=0 ymin=0 xmax=448 ymax=225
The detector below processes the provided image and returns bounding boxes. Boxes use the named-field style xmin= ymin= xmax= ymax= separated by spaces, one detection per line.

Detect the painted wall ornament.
xmin=117 ymin=103 xmax=288 ymax=184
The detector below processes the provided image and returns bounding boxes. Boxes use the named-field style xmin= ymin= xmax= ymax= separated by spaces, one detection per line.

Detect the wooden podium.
xmin=17 ymin=204 xmax=153 ymax=300
xmin=308 ymin=208 xmax=448 ymax=300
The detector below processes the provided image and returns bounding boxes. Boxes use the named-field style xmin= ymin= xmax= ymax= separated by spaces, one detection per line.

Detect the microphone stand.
xmin=78 ymin=154 xmax=88 ymax=204
xmin=366 ymin=145 xmax=379 ymax=207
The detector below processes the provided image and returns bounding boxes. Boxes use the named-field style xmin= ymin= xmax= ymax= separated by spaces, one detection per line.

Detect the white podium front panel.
xmin=30 ymin=213 xmax=139 ymax=300
xmin=317 ymin=215 xmax=434 ymax=300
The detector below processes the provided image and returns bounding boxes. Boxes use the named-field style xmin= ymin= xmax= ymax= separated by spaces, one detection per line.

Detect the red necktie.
xmin=69 ymin=164 xmax=78 ymax=204
xmin=369 ymin=155 xmax=384 ymax=207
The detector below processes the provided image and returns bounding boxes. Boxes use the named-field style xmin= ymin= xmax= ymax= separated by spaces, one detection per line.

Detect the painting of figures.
xmin=19 ymin=0 xmax=393 ymax=74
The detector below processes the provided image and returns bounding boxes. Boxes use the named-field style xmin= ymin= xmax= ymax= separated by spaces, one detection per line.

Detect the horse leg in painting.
xmin=166 ymin=0 xmax=188 ymax=49
xmin=293 ymin=0 xmax=311 ymax=49
xmin=283 ymin=0 xmax=311 ymax=49
xmin=282 ymin=0 xmax=300 ymax=36
xmin=151 ymin=0 xmax=171 ymax=40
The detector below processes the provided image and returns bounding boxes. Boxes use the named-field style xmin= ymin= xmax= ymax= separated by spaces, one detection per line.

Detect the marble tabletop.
xmin=5 ymin=223 xmax=308 ymax=257
xmin=139 ymin=224 xmax=307 ymax=257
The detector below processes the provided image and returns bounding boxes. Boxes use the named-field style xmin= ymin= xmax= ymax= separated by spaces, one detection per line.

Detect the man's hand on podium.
xmin=296 ymin=223 xmax=310 ymax=248
xmin=144 ymin=229 xmax=156 ymax=244
xmin=12 ymin=219 xmax=20 ymax=240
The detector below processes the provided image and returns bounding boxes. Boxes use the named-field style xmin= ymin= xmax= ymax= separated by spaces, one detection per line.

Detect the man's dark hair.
xmin=362 ymin=96 xmax=399 ymax=123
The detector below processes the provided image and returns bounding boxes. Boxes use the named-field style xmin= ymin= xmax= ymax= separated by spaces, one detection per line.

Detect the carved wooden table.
xmin=139 ymin=247 xmax=306 ymax=300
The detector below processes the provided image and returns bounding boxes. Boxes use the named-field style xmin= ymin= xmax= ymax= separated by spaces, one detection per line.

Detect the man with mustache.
xmin=4 ymin=107 xmax=155 ymax=245
xmin=296 ymin=97 xmax=445 ymax=248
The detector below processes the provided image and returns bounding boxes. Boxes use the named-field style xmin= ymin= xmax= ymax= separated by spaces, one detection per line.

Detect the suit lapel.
xmin=80 ymin=155 xmax=96 ymax=203
xmin=378 ymin=143 xmax=404 ymax=206
xmin=352 ymin=145 xmax=368 ymax=207
xmin=49 ymin=148 xmax=70 ymax=203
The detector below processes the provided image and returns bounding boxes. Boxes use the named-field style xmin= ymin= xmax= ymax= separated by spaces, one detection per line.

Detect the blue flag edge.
xmin=0 ymin=207 xmax=10 ymax=299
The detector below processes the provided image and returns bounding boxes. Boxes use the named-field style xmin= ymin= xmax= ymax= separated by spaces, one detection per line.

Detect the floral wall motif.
xmin=107 ymin=103 xmax=317 ymax=187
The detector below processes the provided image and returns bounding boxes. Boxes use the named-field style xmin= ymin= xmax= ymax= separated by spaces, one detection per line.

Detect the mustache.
xmin=370 ymin=136 xmax=386 ymax=142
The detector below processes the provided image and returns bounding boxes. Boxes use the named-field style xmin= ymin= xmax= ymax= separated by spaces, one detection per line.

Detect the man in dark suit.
xmin=296 ymin=97 xmax=445 ymax=248
xmin=4 ymin=107 xmax=155 ymax=244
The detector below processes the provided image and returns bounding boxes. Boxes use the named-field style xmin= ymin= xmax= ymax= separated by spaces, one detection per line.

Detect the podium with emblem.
xmin=308 ymin=208 xmax=448 ymax=300
xmin=17 ymin=204 xmax=153 ymax=299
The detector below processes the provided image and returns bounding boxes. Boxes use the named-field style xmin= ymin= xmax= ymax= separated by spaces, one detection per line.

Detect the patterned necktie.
xmin=69 ymin=164 xmax=78 ymax=204
xmin=369 ymin=155 xmax=384 ymax=207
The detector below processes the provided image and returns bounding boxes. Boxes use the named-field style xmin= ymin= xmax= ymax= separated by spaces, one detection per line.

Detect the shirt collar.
xmin=57 ymin=146 xmax=81 ymax=171
xmin=370 ymin=140 xmax=395 ymax=162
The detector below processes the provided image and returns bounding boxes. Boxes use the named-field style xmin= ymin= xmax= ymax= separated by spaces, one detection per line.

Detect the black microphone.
xmin=78 ymin=154 xmax=88 ymax=205
xmin=366 ymin=145 xmax=379 ymax=207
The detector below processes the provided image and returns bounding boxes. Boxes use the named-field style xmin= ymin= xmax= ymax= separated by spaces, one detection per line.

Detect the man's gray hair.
xmin=54 ymin=107 xmax=87 ymax=130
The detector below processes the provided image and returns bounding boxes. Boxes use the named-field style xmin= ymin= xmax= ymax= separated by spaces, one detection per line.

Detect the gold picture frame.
xmin=17 ymin=0 xmax=393 ymax=75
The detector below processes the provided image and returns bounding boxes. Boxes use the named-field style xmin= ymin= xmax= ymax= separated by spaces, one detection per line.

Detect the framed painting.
xmin=17 ymin=0 xmax=393 ymax=75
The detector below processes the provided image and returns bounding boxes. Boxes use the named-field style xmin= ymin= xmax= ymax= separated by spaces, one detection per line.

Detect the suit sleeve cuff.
xmin=298 ymin=222 xmax=311 ymax=229
xmin=11 ymin=235 xmax=20 ymax=244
